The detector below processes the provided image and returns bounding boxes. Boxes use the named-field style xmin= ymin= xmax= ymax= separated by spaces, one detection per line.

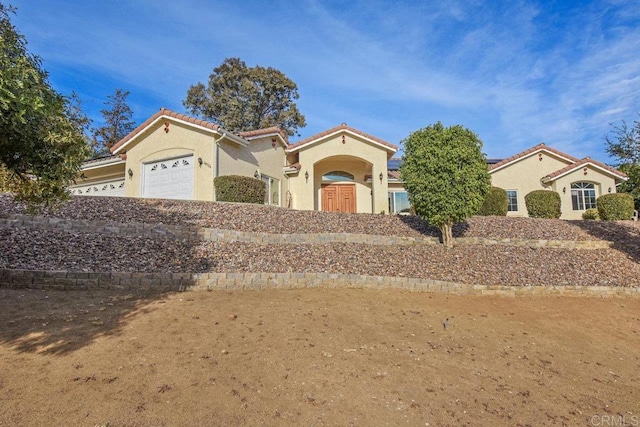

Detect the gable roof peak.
xmin=286 ymin=123 xmax=398 ymax=153
xmin=488 ymin=143 xmax=579 ymax=172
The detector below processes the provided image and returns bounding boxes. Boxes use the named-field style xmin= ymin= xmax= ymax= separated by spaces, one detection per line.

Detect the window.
xmin=322 ymin=171 xmax=354 ymax=181
xmin=261 ymin=175 xmax=280 ymax=206
xmin=388 ymin=191 xmax=411 ymax=214
xmin=571 ymin=182 xmax=596 ymax=210
xmin=506 ymin=190 xmax=518 ymax=212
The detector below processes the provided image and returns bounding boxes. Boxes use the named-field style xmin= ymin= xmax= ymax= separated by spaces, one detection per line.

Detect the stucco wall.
xmin=288 ymin=132 xmax=391 ymax=213
xmin=123 ymin=120 xmax=217 ymax=200
xmin=490 ymin=152 xmax=572 ymax=217
xmin=550 ymin=168 xmax=618 ymax=220
xmin=218 ymin=136 xmax=287 ymax=205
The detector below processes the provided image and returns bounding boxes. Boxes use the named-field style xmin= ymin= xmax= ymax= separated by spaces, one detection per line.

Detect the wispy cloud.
xmin=9 ymin=0 xmax=640 ymax=162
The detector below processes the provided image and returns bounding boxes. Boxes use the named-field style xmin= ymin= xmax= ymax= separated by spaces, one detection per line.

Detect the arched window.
xmin=571 ymin=182 xmax=596 ymax=210
xmin=322 ymin=171 xmax=354 ymax=181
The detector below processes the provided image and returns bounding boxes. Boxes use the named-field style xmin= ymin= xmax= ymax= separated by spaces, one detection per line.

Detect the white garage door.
xmin=142 ymin=155 xmax=194 ymax=200
xmin=70 ymin=179 xmax=125 ymax=197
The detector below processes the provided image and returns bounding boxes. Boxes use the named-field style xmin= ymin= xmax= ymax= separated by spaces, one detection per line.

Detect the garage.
xmin=142 ymin=155 xmax=194 ymax=200
xmin=70 ymin=179 xmax=125 ymax=197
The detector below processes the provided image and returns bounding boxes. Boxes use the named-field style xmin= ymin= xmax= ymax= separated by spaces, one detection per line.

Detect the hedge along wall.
xmin=214 ymin=175 xmax=265 ymax=204
xmin=525 ymin=190 xmax=561 ymax=219
xmin=478 ymin=187 xmax=508 ymax=216
xmin=597 ymin=193 xmax=635 ymax=220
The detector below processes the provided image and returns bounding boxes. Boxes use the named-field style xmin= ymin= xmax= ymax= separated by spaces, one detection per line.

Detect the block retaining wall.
xmin=0 ymin=268 xmax=638 ymax=298
xmin=0 ymin=214 xmax=613 ymax=249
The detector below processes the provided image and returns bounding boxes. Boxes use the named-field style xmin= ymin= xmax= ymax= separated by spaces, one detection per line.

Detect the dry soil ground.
xmin=1 ymin=287 xmax=639 ymax=426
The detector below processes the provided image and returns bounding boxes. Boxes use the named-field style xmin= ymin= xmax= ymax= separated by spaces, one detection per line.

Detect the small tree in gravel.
xmin=400 ymin=122 xmax=491 ymax=247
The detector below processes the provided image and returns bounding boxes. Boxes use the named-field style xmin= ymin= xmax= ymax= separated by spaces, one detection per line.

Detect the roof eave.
xmin=286 ymin=129 xmax=397 ymax=154
xmin=81 ymin=157 xmax=125 ymax=171
xmin=489 ymin=148 xmax=576 ymax=174
xmin=544 ymin=162 xmax=629 ymax=182
xmin=112 ymin=115 xmax=248 ymax=154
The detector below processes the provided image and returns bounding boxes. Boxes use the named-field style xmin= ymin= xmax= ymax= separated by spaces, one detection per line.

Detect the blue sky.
xmin=9 ymin=0 xmax=640 ymax=162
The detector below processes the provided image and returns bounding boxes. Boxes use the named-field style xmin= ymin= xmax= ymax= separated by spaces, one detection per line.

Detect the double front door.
xmin=322 ymin=184 xmax=356 ymax=213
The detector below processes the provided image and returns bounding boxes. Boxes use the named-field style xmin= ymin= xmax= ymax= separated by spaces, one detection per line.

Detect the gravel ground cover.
xmin=1 ymin=194 xmax=639 ymax=241
xmin=1 ymin=194 xmax=639 ymax=288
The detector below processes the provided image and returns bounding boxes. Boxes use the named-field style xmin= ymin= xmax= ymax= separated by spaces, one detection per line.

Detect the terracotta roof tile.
xmin=488 ymin=143 xmax=580 ymax=171
xmin=110 ymin=108 xmax=222 ymax=153
xmin=239 ymin=127 xmax=288 ymax=142
xmin=287 ymin=123 xmax=398 ymax=152
xmin=544 ymin=157 xmax=628 ymax=180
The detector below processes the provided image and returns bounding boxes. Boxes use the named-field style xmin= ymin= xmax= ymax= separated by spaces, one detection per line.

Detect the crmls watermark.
xmin=590 ymin=414 xmax=639 ymax=426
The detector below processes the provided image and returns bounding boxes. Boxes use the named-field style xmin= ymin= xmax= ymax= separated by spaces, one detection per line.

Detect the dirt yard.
xmin=1 ymin=288 xmax=639 ymax=426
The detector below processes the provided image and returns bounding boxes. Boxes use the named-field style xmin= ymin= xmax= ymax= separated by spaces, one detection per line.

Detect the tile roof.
xmin=110 ymin=108 xmax=223 ymax=154
xmin=488 ymin=143 xmax=580 ymax=172
xmin=287 ymin=123 xmax=398 ymax=152
xmin=544 ymin=157 xmax=628 ymax=181
xmin=239 ymin=127 xmax=288 ymax=142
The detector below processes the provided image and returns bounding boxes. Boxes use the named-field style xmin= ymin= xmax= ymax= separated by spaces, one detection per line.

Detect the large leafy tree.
xmin=91 ymin=88 xmax=136 ymax=157
xmin=0 ymin=4 xmax=88 ymax=210
xmin=184 ymin=57 xmax=306 ymax=137
xmin=605 ymin=116 xmax=640 ymax=210
xmin=400 ymin=122 xmax=491 ymax=247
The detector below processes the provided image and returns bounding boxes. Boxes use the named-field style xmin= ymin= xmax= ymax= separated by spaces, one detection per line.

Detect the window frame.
xmin=506 ymin=190 xmax=518 ymax=212
xmin=322 ymin=171 xmax=355 ymax=182
xmin=261 ymin=174 xmax=280 ymax=206
xmin=388 ymin=191 xmax=411 ymax=214
xmin=571 ymin=182 xmax=596 ymax=211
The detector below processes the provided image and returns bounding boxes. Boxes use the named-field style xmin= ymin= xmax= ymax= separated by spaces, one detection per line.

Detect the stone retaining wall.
xmin=1 ymin=268 xmax=637 ymax=298
xmin=0 ymin=214 xmax=613 ymax=249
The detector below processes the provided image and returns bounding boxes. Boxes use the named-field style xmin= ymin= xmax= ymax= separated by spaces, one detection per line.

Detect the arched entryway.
xmin=314 ymin=156 xmax=373 ymax=213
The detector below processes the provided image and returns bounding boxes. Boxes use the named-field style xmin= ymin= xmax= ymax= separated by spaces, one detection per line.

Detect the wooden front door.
xmin=322 ymin=184 xmax=356 ymax=213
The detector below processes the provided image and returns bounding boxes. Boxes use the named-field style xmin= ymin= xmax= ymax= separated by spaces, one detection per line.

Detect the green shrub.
xmin=582 ymin=208 xmax=599 ymax=220
xmin=478 ymin=186 xmax=508 ymax=216
xmin=524 ymin=190 xmax=561 ymax=218
xmin=214 ymin=175 xmax=265 ymax=204
xmin=597 ymin=193 xmax=635 ymax=220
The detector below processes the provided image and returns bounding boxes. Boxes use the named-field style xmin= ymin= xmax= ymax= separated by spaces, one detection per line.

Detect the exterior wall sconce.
xmin=562 ymin=187 xmax=566 ymax=194
xmin=305 ymin=171 xmax=309 ymax=182
xmin=608 ymin=187 xmax=612 ymax=193
xmin=198 ymin=157 xmax=203 ymax=167
xmin=379 ymin=172 xmax=384 ymax=183
xmin=128 ymin=168 xmax=133 ymax=179
xmin=254 ymin=170 xmax=260 ymax=178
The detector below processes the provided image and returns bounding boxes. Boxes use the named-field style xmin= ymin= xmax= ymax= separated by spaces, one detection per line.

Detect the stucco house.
xmin=489 ymin=143 xmax=628 ymax=220
xmin=71 ymin=108 xmax=628 ymax=220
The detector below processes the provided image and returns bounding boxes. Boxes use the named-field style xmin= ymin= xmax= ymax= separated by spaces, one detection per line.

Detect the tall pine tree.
xmin=92 ymin=89 xmax=136 ymax=157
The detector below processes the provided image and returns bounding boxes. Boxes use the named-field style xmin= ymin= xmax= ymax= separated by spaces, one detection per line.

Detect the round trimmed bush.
xmin=214 ymin=175 xmax=265 ymax=204
xmin=582 ymin=208 xmax=599 ymax=220
xmin=597 ymin=193 xmax=634 ymax=221
xmin=478 ymin=186 xmax=507 ymax=216
xmin=524 ymin=190 xmax=561 ymax=219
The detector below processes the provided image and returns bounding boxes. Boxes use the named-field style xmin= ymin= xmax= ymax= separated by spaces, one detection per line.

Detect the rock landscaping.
xmin=1 ymin=194 xmax=639 ymax=288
